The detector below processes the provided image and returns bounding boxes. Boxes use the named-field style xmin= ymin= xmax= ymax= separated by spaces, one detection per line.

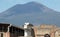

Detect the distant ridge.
xmin=0 ymin=2 xmax=60 ymax=26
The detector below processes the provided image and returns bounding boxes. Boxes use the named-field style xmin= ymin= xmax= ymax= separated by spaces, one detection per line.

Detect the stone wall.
xmin=33 ymin=25 xmax=60 ymax=37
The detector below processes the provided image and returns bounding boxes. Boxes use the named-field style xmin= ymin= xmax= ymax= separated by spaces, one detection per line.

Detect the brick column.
xmin=50 ymin=29 xmax=55 ymax=37
xmin=50 ymin=32 xmax=55 ymax=37
xmin=33 ymin=27 xmax=37 ymax=37
xmin=4 ymin=32 xmax=10 ymax=37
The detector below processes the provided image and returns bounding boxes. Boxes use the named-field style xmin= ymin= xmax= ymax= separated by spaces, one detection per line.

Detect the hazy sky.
xmin=0 ymin=0 xmax=60 ymax=13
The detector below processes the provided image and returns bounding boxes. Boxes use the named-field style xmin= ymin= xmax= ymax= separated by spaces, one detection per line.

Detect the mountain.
xmin=0 ymin=2 xmax=60 ymax=26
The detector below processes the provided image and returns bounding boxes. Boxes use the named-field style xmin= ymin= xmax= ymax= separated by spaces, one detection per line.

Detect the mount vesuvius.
xmin=0 ymin=2 xmax=60 ymax=26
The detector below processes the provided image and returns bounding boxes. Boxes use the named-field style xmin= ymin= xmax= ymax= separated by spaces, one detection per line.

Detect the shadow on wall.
xmin=31 ymin=28 xmax=35 ymax=37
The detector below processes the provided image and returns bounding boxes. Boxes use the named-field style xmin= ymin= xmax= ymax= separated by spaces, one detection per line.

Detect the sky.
xmin=0 ymin=0 xmax=60 ymax=13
